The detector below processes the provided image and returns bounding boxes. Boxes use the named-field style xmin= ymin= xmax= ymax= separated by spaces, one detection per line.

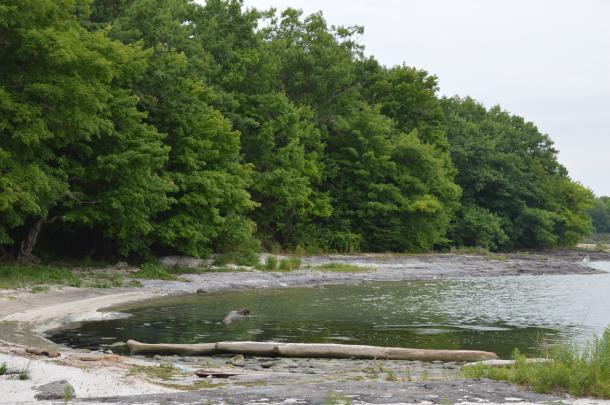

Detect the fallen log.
xmin=463 ymin=358 xmax=551 ymax=368
xmin=127 ymin=340 xmax=216 ymax=355
xmin=127 ymin=340 xmax=497 ymax=362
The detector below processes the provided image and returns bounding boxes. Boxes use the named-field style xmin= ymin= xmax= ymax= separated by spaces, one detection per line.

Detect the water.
xmin=48 ymin=262 xmax=610 ymax=358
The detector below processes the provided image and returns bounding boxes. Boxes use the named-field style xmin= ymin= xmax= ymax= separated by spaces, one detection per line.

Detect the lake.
xmin=48 ymin=261 xmax=610 ymax=358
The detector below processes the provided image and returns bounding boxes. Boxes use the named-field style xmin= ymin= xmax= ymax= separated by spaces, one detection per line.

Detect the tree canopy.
xmin=0 ymin=0 xmax=595 ymax=261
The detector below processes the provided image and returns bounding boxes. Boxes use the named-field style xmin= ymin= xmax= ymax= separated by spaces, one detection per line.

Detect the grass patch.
xmin=325 ymin=390 xmax=352 ymax=405
xmin=0 ymin=362 xmax=6 ymax=375
xmin=82 ymin=272 xmax=124 ymax=288
xmin=129 ymin=263 xmax=179 ymax=281
xmin=255 ymin=256 xmax=303 ymax=272
xmin=312 ymin=263 xmax=374 ymax=273
xmin=0 ymin=263 xmax=81 ymax=289
xmin=126 ymin=279 xmax=144 ymax=288
xmin=31 ymin=285 xmax=49 ymax=293
xmin=128 ymin=363 xmax=184 ymax=380
xmin=265 ymin=256 xmax=278 ymax=271
xmin=464 ymin=327 xmax=610 ymax=398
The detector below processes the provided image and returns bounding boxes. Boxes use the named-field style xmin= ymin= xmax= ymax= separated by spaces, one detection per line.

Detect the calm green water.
xmin=49 ymin=264 xmax=610 ymax=358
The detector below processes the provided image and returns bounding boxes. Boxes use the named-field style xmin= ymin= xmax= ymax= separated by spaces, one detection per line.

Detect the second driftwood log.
xmin=126 ymin=340 xmax=497 ymax=362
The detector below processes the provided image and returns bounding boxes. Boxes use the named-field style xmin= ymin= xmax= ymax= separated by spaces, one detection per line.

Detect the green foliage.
xmin=0 ymin=0 xmax=595 ymax=261
xmin=0 ymin=362 xmax=6 ymax=375
xmin=129 ymin=263 xmax=178 ymax=281
xmin=442 ymin=97 xmax=593 ymax=250
xmin=313 ymin=263 xmax=374 ymax=273
xmin=279 ymin=259 xmax=292 ymax=271
xmin=0 ymin=264 xmax=81 ymax=289
xmin=325 ymin=390 xmax=352 ymax=405
xmin=0 ymin=0 xmax=171 ymax=259
xmin=290 ymin=257 xmax=302 ymax=270
xmin=264 ymin=256 xmax=278 ymax=271
xmin=464 ymin=327 xmax=610 ymax=398
xmin=589 ymin=197 xmax=610 ymax=234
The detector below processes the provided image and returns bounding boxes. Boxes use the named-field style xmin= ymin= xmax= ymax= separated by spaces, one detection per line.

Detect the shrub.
xmin=290 ymin=257 xmax=302 ymax=270
xmin=464 ymin=326 xmax=610 ymax=398
xmin=264 ymin=256 xmax=278 ymax=271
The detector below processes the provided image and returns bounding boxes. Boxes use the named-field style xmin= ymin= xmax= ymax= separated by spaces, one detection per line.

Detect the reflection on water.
xmin=49 ymin=263 xmax=610 ymax=359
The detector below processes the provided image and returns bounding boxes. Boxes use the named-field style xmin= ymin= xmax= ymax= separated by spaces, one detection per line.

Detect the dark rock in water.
xmin=223 ymin=308 xmax=250 ymax=325
xmin=261 ymin=361 xmax=276 ymax=369
xmin=34 ymin=380 xmax=75 ymax=400
xmin=196 ymin=288 xmax=208 ymax=294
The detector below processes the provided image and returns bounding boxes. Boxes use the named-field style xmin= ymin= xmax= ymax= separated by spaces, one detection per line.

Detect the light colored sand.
xmin=0 ymin=349 xmax=175 ymax=404
xmin=2 ymin=290 xmax=154 ymax=332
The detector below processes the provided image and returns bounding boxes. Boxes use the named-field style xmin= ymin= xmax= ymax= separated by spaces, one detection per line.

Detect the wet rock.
xmin=34 ymin=380 xmax=75 ymax=401
xmin=154 ymin=354 xmax=162 ymax=360
xmin=104 ymin=350 xmax=113 ymax=354
xmin=223 ymin=309 xmax=250 ymax=325
xmin=227 ymin=355 xmax=245 ymax=367
xmin=261 ymin=361 xmax=276 ymax=369
xmin=196 ymin=288 xmax=208 ymax=294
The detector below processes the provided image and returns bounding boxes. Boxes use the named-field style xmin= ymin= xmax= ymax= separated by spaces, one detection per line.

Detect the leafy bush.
xmin=290 ymin=257 xmax=302 ymax=270
xmin=264 ymin=256 xmax=278 ymax=271
xmin=279 ymin=259 xmax=292 ymax=271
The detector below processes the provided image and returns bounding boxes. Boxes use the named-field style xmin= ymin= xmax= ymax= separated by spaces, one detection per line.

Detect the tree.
xmin=442 ymin=96 xmax=593 ymax=249
xmin=91 ymin=0 xmax=257 ymax=257
xmin=589 ymin=197 xmax=610 ymax=234
xmin=0 ymin=0 xmax=171 ymax=260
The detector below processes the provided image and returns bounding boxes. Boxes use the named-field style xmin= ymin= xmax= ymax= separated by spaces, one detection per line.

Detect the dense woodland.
xmin=590 ymin=197 xmax=610 ymax=235
xmin=0 ymin=0 xmax=597 ymax=262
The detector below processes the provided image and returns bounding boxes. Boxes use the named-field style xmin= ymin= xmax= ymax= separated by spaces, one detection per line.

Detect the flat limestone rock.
xmin=34 ymin=380 xmax=75 ymax=400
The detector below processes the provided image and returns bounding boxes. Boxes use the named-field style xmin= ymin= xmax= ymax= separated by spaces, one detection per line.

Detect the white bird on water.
xmin=582 ymin=255 xmax=590 ymax=264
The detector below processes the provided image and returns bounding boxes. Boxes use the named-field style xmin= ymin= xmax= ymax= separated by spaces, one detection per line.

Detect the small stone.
xmin=261 ymin=361 xmax=276 ymax=369
xmin=34 ymin=380 xmax=75 ymax=401
xmin=154 ymin=354 xmax=162 ymax=360
xmin=227 ymin=354 xmax=245 ymax=367
xmin=104 ymin=350 xmax=113 ymax=354
xmin=196 ymin=289 xmax=208 ymax=294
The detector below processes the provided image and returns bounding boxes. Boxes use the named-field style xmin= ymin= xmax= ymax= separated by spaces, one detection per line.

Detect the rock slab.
xmin=34 ymin=380 xmax=75 ymax=400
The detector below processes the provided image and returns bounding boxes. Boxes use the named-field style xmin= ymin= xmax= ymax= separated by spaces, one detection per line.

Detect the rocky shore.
xmin=1 ymin=250 xmax=609 ymax=404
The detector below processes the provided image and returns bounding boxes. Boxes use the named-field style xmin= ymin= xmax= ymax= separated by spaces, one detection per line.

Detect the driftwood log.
xmin=463 ymin=358 xmax=551 ymax=368
xmin=127 ymin=340 xmax=497 ymax=362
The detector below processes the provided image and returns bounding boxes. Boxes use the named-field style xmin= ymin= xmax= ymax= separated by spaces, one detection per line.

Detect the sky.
xmin=236 ymin=0 xmax=610 ymax=196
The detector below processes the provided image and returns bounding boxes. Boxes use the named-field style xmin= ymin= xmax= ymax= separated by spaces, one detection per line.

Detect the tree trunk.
xmin=127 ymin=340 xmax=498 ymax=362
xmin=18 ymin=218 xmax=46 ymax=263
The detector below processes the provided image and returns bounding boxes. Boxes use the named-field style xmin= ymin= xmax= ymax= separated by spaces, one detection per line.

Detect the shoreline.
xmin=1 ymin=250 xmax=609 ymax=404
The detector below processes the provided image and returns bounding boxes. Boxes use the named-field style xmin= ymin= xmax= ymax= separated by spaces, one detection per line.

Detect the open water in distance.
xmin=49 ymin=262 xmax=610 ymax=358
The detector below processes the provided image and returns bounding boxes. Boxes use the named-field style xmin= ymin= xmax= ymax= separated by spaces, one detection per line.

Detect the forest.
xmin=0 ymin=0 xmax=597 ymax=262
